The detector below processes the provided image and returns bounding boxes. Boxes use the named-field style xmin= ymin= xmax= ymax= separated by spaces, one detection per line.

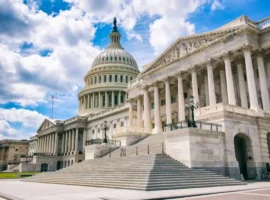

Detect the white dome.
xmin=92 ymin=48 xmax=138 ymax=69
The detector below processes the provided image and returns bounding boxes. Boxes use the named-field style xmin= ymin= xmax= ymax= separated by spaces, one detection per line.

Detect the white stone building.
xmin=29 ymin=16 xmax=270 ymax=180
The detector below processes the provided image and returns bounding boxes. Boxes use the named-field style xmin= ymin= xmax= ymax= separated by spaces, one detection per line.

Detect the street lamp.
xmin=186 ymin=95 xmax=199 ymax=128
xmin=102 ymin=121 xmax=109 ymax=144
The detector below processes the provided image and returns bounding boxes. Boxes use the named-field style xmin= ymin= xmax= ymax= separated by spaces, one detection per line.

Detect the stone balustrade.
xmin=257 ymin=16 xmax=270 ymax=29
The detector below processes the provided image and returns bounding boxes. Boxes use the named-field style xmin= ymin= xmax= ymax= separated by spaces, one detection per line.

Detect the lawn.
xmin=0 ymin=172 xmax=38 ymax=179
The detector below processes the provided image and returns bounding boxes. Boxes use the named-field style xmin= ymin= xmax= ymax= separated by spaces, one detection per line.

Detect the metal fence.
xmin=85 ymin=139 xmax=121 ymax=146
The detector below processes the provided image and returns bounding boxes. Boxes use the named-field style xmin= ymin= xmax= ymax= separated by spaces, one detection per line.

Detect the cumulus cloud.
xmin=0 ymin=120 xmax=17 ymax=138
xmin=211 ymin=0 xmax=225 ymax=11
xmin=0 ymin=108 xmax=47 ymax=128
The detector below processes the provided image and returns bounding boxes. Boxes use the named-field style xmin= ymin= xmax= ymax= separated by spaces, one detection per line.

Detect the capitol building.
xmin=25 ymin=15 xmax=270 ymax=189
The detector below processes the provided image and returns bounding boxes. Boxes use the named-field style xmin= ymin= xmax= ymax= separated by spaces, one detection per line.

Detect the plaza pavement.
xmin=0 ymin=179 xmax=270 ymax=200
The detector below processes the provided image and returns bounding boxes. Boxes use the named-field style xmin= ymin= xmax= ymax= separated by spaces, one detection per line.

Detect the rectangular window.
xmin=114 ymin=124 xmax=117 ymax=128
xmin=171 ymin=96 xmax=176 ymax=103
xmin=161 ymin=99 xmax=165 ymax=105
xmin=151 ymin=102 xmax=154 ymax=109
xmin=121 ymin=122 xmax=124 ymax=127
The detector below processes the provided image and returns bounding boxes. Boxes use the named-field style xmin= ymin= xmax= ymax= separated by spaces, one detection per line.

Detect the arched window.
xmin=95 ymin=77 xmax=97 ymax=84
xmin=104 ymin=75 xmax=107 ymax=83
xmin=126 ymin=76 xmax=128 ymax=83
xmin=130 ymin=77 xmax=133 ymax=81
xmin=109 ymin=75 xmax=112 ymax=82
xmin=115 ymin=75 xmax=118 ymax=82
xmin=120 ymin=75 xmax=123 ymax=82
xmin=99 ymin=76 xmax=101 ymax=83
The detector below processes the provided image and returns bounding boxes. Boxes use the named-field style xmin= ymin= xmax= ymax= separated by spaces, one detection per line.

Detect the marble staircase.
xmin=23 ymin=154 xmax=245 ymax=190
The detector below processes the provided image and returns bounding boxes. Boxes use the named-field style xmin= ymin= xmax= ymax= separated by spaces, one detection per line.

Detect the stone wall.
xmin=165 ymin=128 xmax=227 ymax=176
xmin=19 ymin=163 xmax=36 ymax=172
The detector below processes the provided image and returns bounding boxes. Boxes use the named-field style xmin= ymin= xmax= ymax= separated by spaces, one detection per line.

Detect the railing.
xmin=165 ymin=120 xmax=222 ymax=132
xmin=33 ymin=152 xmax=54 ymax=156
xmin=100 ymin=142 xmax=165 ymax=158
xmin=257 ymin=17 xmax=270 ymax=29
xmin=88 ymin=104 xmax=128 ymax=120
xmin=85 ymin=139 xmax=121 ymax=146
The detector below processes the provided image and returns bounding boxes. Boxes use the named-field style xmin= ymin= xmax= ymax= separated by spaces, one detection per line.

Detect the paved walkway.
xmin=0 ymin=179 xmax=270 ymax=200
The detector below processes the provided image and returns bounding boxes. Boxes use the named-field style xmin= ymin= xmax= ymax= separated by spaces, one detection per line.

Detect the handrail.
xmin=85 ymin=139 xmax=121 ymax=146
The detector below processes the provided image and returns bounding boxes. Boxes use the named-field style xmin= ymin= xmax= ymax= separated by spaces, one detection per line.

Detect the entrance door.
xmin=56 ymin=161 xmax=61 ymax=170
xmin=40 ymin=163 xmax=48 ymax=172
xmin=234 ymin=136 xmax=248 ymax=179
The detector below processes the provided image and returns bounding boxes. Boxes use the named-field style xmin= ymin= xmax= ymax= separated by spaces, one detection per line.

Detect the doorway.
xmin=40 ymin=163 xmax=48 ymax=172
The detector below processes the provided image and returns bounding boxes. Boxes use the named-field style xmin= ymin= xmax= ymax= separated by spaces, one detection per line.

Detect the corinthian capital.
xmin=234 ymin=56 xmax=245 ymax=65
xmin=162 ymin=76 xmax=170 ymax=82
xmin=141 ymin=85 xmax=149 ymax=91
xmin=254 ymin=48 xmax=265 ymax=57
xmin=204 ymin=58 xmax=215 ymax=66
xmin=241 ymin=44 xmax=253 ymax=52
xmin=151 ymin=81 xmax=160 ymax=87
xmin=222 ymin=51 xmax=233 ymax=60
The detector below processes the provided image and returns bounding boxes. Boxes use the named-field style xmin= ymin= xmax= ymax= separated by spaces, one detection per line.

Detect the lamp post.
xmin=102 ymin=121 xmax=109 ymax=144
xmin=186 ymin=95 xmax=199 ymax=128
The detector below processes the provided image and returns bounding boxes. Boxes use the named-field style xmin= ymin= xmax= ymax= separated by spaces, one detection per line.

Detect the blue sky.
xmin=0 ymin=0 xmax=269 ymax=140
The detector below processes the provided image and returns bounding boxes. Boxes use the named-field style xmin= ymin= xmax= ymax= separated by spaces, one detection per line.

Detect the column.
xmin=118 ymin=91 xmax=121 ymax=105
xmin=50 ymin=133 xmax=53 ymax=154
xmin=71 ymin=129 xmax=75 ymax=152
xmin=98 ymin=92 xmax=102 ymax=108
xmin=68 ymin=130 xmax=71 ymax=154
xmin=61 ymin=133 xmax=65 ymax=154
xmin=88 ymin=94 xmax=91 ymax=109
xmin=223 ymin=52 xmax=236 ymax=105
xmin=164 ymin=77 xmax=172 ymax=125
xmin=65 ymin=131 xmax=68 ymax=154
xmin=256 ymin=49 xmax=270 ymax=110
xmin=143 ymin=86 xmax=151 ymax=132
xmin=83 ymin=129 xmax=87 ymax=151
xmin=177 ymin=73 xmax=185 ymax=121
xmin=92 ymin=93 xmax=95 ymax=108
xmin=242 ymin=45 xmax=259 ymax=110
xmin=153 ymin=82 xmax=162 ymax=134
xmin=54 ymin=133 xmax=58 ymax=155
xmin=136 ymin=96 xmax=142 ymax=128
xmin=78 ymin=98 xmax=81 ymax=111
xmin=236 ymin=58 xmax=248 ymax=108
xmin=75 ymin=128 xmax=79 ymax=154
xmin=44 ymin=135 xmax=47 ymax=153
xmin=105 ymin=92 xmax=108 ymax=108
xmin=112 ymin=91 xmax=115 ymax=107
xmin=128 ymin=98 xmax=134 ymax=127
xmin=267 ymin=59 xmax=270 ymax=81
xmin=219 ymin=68 xmax=228 ymax=104
xmin=191 ymin=69 xmax=200 ymax=105
xmin=204 ymin=74 xmax=209 ymax=106
xmin=206 ymin=60 xmax=216 ymax=105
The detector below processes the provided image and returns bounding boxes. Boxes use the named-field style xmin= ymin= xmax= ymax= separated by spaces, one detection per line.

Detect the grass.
xmin=0 ymin=172 xmax=38 ymax=179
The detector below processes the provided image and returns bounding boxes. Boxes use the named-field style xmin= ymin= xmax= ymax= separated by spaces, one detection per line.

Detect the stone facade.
xmin=28 ymin=16 xmax=270 ymax=181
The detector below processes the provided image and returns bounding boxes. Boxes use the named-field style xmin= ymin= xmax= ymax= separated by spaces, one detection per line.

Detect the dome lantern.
xmin=108 ymin=17 xmax=123 ymax=49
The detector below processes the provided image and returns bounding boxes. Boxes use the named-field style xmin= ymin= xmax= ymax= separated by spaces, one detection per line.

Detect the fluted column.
xmin=219 ymin=68 xmax=228 ymax=104
xmin=118 ymin=91 xmax=121 ymax=105
xmin=54 ymin=132 xmax=58 ymax=155
xmin=235 ymin=58 xmax=248 ymax=108
xmin=44 ymin=135 xmax=47 ymax=153
xmin=256 ymin=49 xmax=270 ymax=110
xmin=69 ymin=130 xmax=72 ymax=154
xmin=143 ymin=86 xmax=151 ymax=132
xmin=176 ymin=73 xmax=185 ymax=121
xmin=105 ymin=92 xmax=108 ymax=108
xmin=75 ymin=128 xmax=79 ymax=154
xmin=242 ymin=45 xmax=259 ymax=110
xmin=223 ymin=52 xmax=236 ymax=105
xmin=136 ymin=96 xmax=142 ymax=128
xmin=83 ymin=129 xmax=87 ymax=152
xmin=206 ymin=60 xmax=216 ymax=105
xmin=71 ymin=129 xmax=75 ymax=153
xmin=164 ymin=77 xmax=172 ymax=125
xmin=153 ymin=82 xmax=162 ymax=134
xmin=98 ymin=92 xmax=101 ymax=108
xmin=112 ymin=91 xmax=115 ymax=107
xmin=128 ymin=98 xmax=134 ymax=127
xmin=50 ymin=133 xmax=54 ymax=154
xmin=267 ymin=59 xmax=270 ymax=80
xmin=191 ymin=69 xmax=200 ymax=105
xmin=92 ymin=93 xmax=95 ymax=108
xmin=61 ymin=133 xmax=65 ymax=154
xmin=204 ymin=74 xmax=209 ymax=106
xmin=65 ymin=131 xmax=68 ymax=154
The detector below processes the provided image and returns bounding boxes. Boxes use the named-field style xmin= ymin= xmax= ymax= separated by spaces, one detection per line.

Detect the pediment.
xmin=142 ymin=27 xmax=241 ymax=74
xmin=37 ymin=119 xmax=55 ymax=132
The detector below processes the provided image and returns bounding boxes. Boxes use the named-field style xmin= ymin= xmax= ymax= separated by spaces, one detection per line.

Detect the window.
xmin=114 ymin=124 xmax=117 ymax=128
xmin=109 ymin=75 xmax=112 ymax=82
xmin=98 ymin=128 xmax=100 ymax=133
xmin=91 ymin=78 xmax=93 ymax=85
xmin=126 ymin=76 xmax=128 ymax=83
xmin=171 ymin=96 xmax=176 ymax=103
xmin=99 ymin=76 xmax=101 ymax=83
xmin=121 ymin=95 xmax=124 ymax=103
xmin=92 ymin=130 xmax=95 ymax=134
xmin=151 ymin=102 xmax=154 ymax=109
xmin=184 ymin=92 xmax=188 ymax=99
xmin=121 ymin=122 xmax=124 ymax=127
xmin=161 ymin=99 xmax=165 ymax=105
xmin=15 ymin=149 xmax=18 ymax=152
xmin=130 ymin=77 xmax=133 ymax=81
xmin=104 ymin=75 xmax=107 ymax=82
xmin=120 ymin=75 xmax=123 ymax=82
xmin=95 ymin=77 xmax=97 ymax=84
xmin=115 ymin=75 xmax=118 ymax=82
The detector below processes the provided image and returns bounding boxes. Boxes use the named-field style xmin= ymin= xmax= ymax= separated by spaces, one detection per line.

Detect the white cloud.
xmin=0 ymin=120 xmax=17 ymax=138
xmin=0 ymin=108 xmax=47 ymax=128
xmin=211 ymin=0 xmax=225 ymax=11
